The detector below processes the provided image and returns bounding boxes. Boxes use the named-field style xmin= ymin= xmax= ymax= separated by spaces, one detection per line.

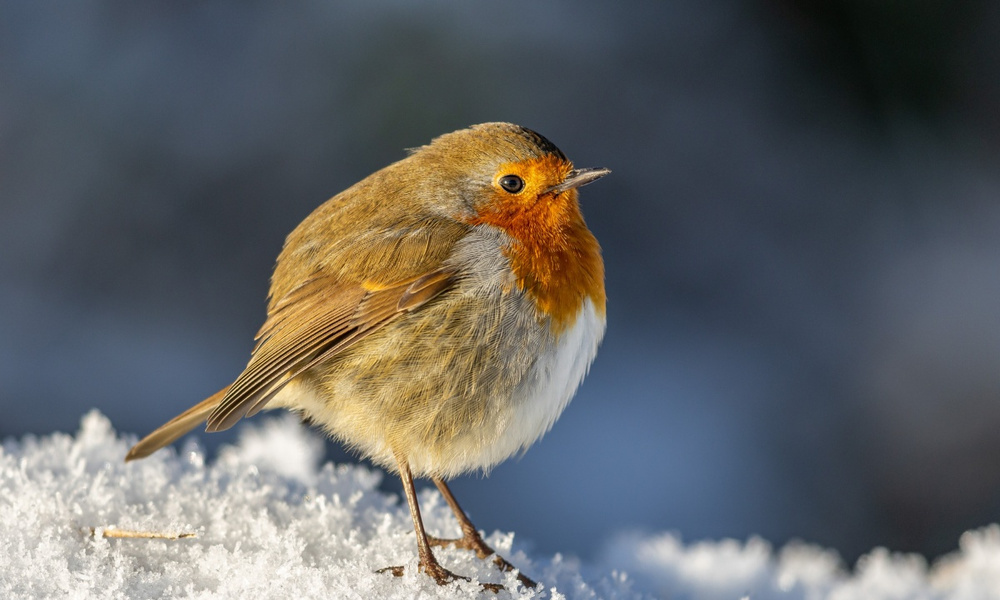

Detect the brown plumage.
xmin=126 ymin=122 xmax=608 ymax=588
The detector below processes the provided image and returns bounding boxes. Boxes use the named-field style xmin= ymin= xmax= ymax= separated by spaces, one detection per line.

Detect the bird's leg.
xmin=428 ymin=478 xmax=537 ymax=588
xmin=378 ymin=458 xmax=470 ymax=586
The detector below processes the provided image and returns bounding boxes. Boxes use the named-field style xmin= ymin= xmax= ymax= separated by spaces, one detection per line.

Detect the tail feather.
xmin=125 ymin=386 xmax=230 ymax=462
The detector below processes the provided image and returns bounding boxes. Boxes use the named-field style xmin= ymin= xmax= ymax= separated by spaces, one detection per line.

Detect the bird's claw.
xmin=427 ymin=534 xmax=536 ymax=588
xmin=379 ymin=562 xmax=507 ymax=592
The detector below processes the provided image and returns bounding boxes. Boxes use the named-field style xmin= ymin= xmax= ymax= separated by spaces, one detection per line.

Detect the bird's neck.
xmin=471 ymin=192 xmax=606 ymax=333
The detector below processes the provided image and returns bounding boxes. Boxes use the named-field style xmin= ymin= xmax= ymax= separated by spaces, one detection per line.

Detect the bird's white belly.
xmin=469 ymin=297 xmax=606 ymax=473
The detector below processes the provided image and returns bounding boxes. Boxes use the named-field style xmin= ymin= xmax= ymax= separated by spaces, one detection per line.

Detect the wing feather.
xmin=206 ymin=268 xmax=457 ymax=432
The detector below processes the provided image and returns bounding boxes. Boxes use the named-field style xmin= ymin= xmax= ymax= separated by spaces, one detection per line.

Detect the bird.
xmin=125 ymin=122 xmax=608 ymax=589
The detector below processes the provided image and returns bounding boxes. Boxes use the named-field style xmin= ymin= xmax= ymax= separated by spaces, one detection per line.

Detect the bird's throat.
xmin=470 ymin=191 xmax=606 ymax=333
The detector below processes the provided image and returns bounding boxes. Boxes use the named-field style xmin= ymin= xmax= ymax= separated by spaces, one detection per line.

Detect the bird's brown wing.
xmin=204 ymin=268 xmax=457 ymax=432
xmin=125 ymin=386 xmax=230 ymax=461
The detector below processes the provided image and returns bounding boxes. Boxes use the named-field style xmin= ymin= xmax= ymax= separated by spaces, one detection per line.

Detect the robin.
xmin=126 ymin=122 xmax=608 ymax=589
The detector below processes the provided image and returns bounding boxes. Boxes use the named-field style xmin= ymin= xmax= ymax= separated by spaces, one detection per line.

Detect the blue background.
xmin=3 ymin=1 xmax=1000 ymax=566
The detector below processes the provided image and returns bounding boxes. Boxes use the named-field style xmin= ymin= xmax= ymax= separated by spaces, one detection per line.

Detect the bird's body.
xmin=269 ymin=293 xmax=604 ymax=480
xmin=127 ymin=123 xmax=607 ymax=588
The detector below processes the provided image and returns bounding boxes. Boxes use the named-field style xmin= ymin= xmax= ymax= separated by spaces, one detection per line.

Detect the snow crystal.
xmin=2 ymin=411 xmax=1000 ymax=599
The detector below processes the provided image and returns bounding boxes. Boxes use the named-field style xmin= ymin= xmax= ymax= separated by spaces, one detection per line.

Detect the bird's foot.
xmin=420 ymin=558 xmax=470 ymax=586
xmin=378 ymin=560 xmax=505 ymax=592
xmin=376 ymin=565 xmax=405 ymax=577
xmin=377 ymin=558 xmax=468 ymax=585
xmin=428 ymin=532 xmax=537 ymax=589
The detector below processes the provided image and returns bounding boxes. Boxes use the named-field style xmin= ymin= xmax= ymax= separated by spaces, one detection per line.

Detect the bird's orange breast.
xmin=466 ymin=155 xmax=606 ymax=334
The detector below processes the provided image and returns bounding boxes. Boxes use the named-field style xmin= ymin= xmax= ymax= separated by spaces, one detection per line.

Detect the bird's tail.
xmin=125 ymin=386 xmax=230 ymax=462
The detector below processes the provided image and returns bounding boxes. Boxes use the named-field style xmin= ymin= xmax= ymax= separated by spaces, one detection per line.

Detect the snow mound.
xmin=2 ymin=411 xmax=999 ymax=599
xmin=604 ymin=528 xmax=1000 ymax=600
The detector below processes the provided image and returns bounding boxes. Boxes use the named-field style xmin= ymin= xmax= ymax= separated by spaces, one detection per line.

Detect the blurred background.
xmin=3 ymin=0 xmax=999 ymax=569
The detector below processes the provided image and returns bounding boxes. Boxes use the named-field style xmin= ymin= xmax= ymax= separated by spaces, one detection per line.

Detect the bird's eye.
xmin=498 ymin=175 xmax=524 ymax=194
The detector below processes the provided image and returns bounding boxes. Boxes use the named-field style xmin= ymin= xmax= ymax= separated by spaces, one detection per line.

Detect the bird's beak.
xmin=544 ymin=167 xmax=611 ymax=195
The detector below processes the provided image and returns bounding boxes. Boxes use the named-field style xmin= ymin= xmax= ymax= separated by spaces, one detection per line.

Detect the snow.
xmin=2 ymin=412 xmax=999 ymax=599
